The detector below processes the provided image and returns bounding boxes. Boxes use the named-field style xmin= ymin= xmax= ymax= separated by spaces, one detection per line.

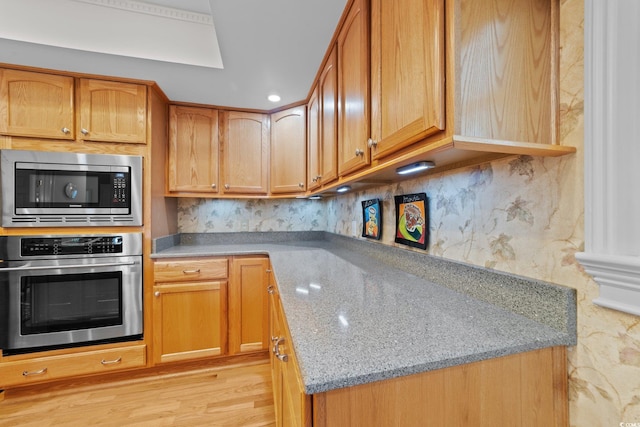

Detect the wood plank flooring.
xmin=0 ymin=361 xmax=275 ymax=427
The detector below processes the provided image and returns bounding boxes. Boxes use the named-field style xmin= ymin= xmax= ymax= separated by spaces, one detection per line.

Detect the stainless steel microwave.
xmin=0 ymin=149 xmax=142 ymax=227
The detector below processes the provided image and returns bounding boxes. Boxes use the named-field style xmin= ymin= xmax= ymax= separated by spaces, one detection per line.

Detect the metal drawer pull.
xmin=182 ymin=269 xmax=201 ymax=274
xmin=101 ymin=357 xmax=122 ymax=366
xmin=23 ymin=367 xmax=47 ymax=377
xmin=273 ymin=337 xmax=288 ymax=362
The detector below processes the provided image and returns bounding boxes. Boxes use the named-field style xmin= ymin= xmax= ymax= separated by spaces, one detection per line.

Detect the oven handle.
xmin=0 ymin=261 xmax=139 ymax=272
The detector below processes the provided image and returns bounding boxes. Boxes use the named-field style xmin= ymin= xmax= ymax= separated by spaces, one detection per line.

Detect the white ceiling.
xmin=0 ymin=0 xmax=347 ymax=110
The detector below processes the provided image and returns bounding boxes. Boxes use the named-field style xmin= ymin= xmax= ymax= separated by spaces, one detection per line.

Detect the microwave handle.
xmin=0 ymin=261 xmax=138 ymax=272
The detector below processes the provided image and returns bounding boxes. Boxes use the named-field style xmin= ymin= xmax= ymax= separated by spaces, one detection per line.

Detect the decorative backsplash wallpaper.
xmin=177 ymin=1 xmax=640 ymax=424
xmin=177 ymin=198 xmax=326 ymax=233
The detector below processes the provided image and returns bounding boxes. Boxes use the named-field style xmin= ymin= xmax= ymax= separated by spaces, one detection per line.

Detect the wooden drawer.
xmin=0 ymin=345 xmax=146 ymax=388
xmin=154 ymin=258 xmax=228 ymax=282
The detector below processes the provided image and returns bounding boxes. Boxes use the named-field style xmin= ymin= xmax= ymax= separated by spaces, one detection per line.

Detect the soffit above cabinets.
xmin=0 ymin=0 xmax=222 ymax=68
xmin=0 ymin=0 xmax=347 ymax=110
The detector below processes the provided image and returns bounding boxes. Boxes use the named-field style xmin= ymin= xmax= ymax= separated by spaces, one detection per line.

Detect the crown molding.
xmin=71 ymin=0 xmax=213 ymax=25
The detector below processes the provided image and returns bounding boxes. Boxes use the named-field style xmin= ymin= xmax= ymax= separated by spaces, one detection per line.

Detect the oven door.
xmin=0 ymin=255 xmax=142 ymax=354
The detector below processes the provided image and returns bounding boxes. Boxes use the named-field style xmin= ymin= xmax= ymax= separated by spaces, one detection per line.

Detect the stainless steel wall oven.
xmin=0 ymin=233 xmax=143 ymax=355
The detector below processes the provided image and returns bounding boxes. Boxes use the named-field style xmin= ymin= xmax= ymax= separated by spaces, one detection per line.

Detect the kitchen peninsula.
xmin=153 ymin=232 xmax=576 ymax=426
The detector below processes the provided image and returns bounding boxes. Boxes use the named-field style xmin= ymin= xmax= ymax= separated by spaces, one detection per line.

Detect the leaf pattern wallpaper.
xmin=177 ymin=0 xmax=640 ymax=424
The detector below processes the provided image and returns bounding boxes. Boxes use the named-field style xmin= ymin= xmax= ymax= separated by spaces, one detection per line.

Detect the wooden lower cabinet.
xmin=0 ymin=345 xmax=146 ymax=388
xmin=269 ymin=277 xmax=568 ymax=426
xmin=153 ymin=256 xmax=271 ymax=364
xmin=269 ymin=281 xmax=312 ymax=427
xmin=152 ymin=258 xmax=229 ymax=364
xmin=312 ymin=346 xmax=568 ymax=426
xmin=229 ymin=256 xmax=270 ymax=355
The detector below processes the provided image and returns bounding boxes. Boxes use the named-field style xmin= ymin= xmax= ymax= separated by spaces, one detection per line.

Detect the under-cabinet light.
xmin=308 ymin=195 xmax=323 ymax=200
xmin=396 ymin=161 xmax=436 ymax=175
xmin=336 ymin=185 xmax=351 ymax=193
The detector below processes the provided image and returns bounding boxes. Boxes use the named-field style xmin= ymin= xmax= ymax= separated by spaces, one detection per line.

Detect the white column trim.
xmin=577 ymin=0 xmax=640 ymax=316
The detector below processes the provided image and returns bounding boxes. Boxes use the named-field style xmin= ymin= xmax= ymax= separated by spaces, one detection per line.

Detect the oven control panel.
xmin=21 ymin=236 xmax=124 ymax=256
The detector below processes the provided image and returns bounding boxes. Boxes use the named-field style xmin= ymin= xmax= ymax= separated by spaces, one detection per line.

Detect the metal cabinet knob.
xmin=211 ymin=183 xmax=217 ymax=189
xmin=61 ymin=127 xmax=71 ymax=134
xmin=367 ymin=138 xmax=378 ymax=148
xmin=154 ymin=291 xmax=160 ymax=297
xmin=267 ymin=285 xmax=275 ymax=294
xmin=81 ymin=128 xmax=89 ymax=135
xmin=355 ymin=148 xmax=364 ymax=156
xmin=224 ymin=184 xmax=230 ymax=190
xmin=298 ymin=182 xmax=304 ymax=188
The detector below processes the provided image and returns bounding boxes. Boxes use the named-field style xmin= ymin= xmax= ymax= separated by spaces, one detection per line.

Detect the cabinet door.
xmin=281 ymin=336 xmax=308 ymax=427
xmin=307 ymin=87 xmax=321 ymax=191
xmin=168 ymin=105 xmax=219 ymax=193
xmin=271 ymin=106 xmax=307 ymax=194
xmin=0 ymin=69 xmax=75 ymax=139
xmin=229 ymin=257 xmax=270 ymax=355
xmin=269 ymin=284 xmax=311 ymax=427
xmin=319 ymin=45 xmax=339 ymax=185
xmin=153 ymin=281 xmax=227 ymax=364
xmin=220 ymin=111 xmax=269 ymax=194
xmin=78 ymin=78 xmax=147 ymax=144
xmin=337 ymin=0 xmax=370 ymax=176
xmin=370 ymin=0 xmax=445 ymax=159
xmin=269 ymin=289 xmax=284 ymax=426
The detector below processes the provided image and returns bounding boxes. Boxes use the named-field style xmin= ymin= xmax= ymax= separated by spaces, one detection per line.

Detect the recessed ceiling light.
xmin=268 ymin=94 xmax=281 ymax=102
xmin=396 ymin=161 xmax=436 ymax=175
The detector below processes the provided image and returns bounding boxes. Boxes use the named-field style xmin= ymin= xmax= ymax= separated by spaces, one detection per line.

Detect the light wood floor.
xmin=0 ymin=361 xmax=275 ymax=427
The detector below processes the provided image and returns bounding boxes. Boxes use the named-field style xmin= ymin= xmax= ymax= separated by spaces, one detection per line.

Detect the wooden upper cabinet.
xmin=220 ymin=110 xmax=269 ymax=194
xmin=454 ymin=0 xmax=557 ymax=145
xmin=168 ymin=105 xmax=219 ymax=193
xmin=307 ymin=86 xmax=321 ymax=191
xmin=308 ymin=44 xmax=338 ymax=191
xmin=319 ymin=45 xmax=339 ymax=186
xmin=0 ymin=69 xmax=75 ymax=140
xmin=370 ymin=0 xmax=445 ymax=160
xmin=337 ymin=0 xmax=370 ymax=176
xmin=270 ymin=106 xmax=307 ymax=194
xmin=78 ymin=78 xmax=147 ymax=144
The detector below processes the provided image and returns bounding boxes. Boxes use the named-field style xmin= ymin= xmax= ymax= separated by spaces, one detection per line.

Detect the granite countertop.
xmin=152 ymin=233 xmax=576 ymax=395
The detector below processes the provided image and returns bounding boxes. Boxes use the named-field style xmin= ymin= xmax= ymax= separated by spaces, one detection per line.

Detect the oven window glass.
xmin=20 ymin=272 xmax=123 ymax=335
